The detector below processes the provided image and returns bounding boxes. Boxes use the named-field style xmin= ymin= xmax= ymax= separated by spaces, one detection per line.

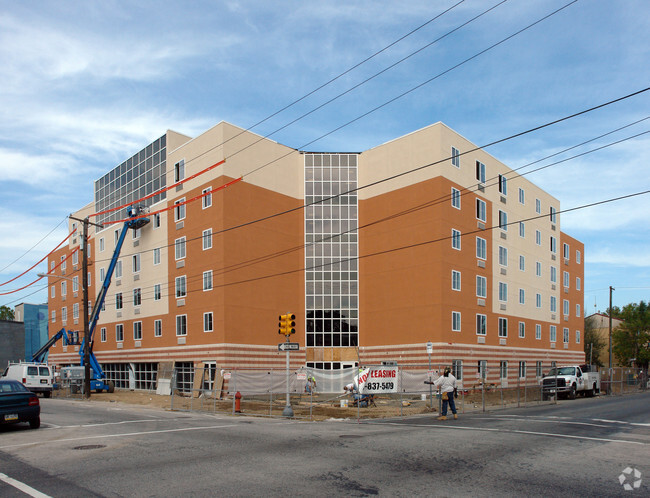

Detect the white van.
xmin=2 ymin=362 xmax=53 ymax=397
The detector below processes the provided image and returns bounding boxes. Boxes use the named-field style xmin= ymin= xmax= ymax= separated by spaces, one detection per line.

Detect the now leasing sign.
xmin=357 ymin=367 xmax=399 ymax=394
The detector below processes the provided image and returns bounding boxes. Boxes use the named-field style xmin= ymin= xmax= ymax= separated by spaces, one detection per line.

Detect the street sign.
xmin=278 ymin=342 xmax=299 ymax=351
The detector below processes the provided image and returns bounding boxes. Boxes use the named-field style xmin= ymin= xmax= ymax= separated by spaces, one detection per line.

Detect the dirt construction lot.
xmin=53 ymin=387 xmax=549 ymax=420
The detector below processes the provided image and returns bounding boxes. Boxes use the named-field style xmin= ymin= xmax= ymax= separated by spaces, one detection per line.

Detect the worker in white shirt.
xmin=433 ymin=367 xmax=458 ymax=420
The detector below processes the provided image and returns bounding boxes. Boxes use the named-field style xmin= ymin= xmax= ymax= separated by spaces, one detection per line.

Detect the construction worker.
xmin=433 ymin=367 xmax=458 ymax=420
xmin=305 ymin=374 xmax=316 ymax=393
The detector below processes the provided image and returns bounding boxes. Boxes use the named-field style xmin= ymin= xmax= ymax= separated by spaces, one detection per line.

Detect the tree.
xmin=584 ymin=315 xmax=606 ymax=367
xmin=0 ymin=305 xmax=15 ymax=321
xmin=612 ymin=301 xmax=650 ymax=370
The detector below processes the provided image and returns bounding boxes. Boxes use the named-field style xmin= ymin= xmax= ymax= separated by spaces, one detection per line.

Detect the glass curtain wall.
xmin=304 ymin=153 xmax=359 ymax=356
xmin=94 ymin=135 xmax=167 ymax=225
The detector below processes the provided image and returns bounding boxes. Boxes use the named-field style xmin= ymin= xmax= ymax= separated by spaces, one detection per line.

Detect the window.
xmin=116 ymin=293 xmax=123 ymax=310
xmin=550 ymin=236 xmax=557 ymax=253
xmin=576 ymin=304 xmax=581 ymax=317
xmin=115 ymin=260 xmax=122 ymax=279
xmin=132 ymin=254 xmax=140 ymax=273
xmin=535 ymin=230 xmax=541 ymax=246
xmin=99 ymin=238 xmax=105 ymax=252
xmin=61 ymin=281 xmax=66 ymax=296
xmin=154 ymin=284 xmax=161 ymax=301
xmin=535 ymin=324 xmax=542 ymax=340
xmin=498 ymin=174 xmax=507 ymax=195
xmin=452 ymin=311 xmax=461 ymax=332
xmin=576 ymin=330 xmax=581 ymax=344
xmin=153 ymin=248 xmax=161 ymax=265
xmin=176 ymin=315 xmax=187 ymax=336
xmin=576 ymin=277 xmax=581 ymax=290
xmin=88 ymin=272 xmax=91 ymax=286
xmin=499 ymin=282 xmax=507 ymax=302
xmin=452 ymin=270 xmax=461 ymax=291
xmin=114 ymin=229 xmax=119 ymax=245
xmin=72 ymin=251 xmax=78 ymax=266
xmin=476 ymin=198 xmax=486 ymax=222
xmin=563 ymin=271 xmax=569 ymax=288
xmin=202 ymin=187 xmax=212 ymax=209
xmin=133 ymin=321 xmax=142 ymax=340
xmin=563 ymin=243 xmax=570 ymax=260
xmin=153 ymin=213 xmax=161 ymax=229
xmin=550 ymin=206 xmax=557 ymax=224
xmin=174 ymin=198 xmax=186 ymax=222
xmin=563 ymin=327 xmax=569 ymax=344
xmin=518 ymin=321 xmax=525 ymax=338
xmin=452 ymin=229 xmax=461 ymax=250
xmin=476 ymin=161 xmax=486 ymax=184
xmin=576 ymin=250 xmax=581 ymax=264
xmin=518 ymin=188 xmax=525 ymax=204
xmin=550 ymin=266 xmax=557 ymax=283
xmin=116 ymin=324 xmax=124 ymax=342
xmin=133 ymin=288 xmax=141 ymax=307
xmin=498 ymin=210 xmax=507 ymax=231
xmin=154 ymin=319 xmax=162 ymax=337
xmin=476 ymin=314 xmax=487 ymax=335
xmin=536 ymin=261 xmax=542 ymax=277
xmin=204 ymin=312 xmax=213 ymax=332
xmin=132 ymin=228 xmax=140 ymax=240
xmin=519 ymin=361 xmax=526 ymax=379
xmin=452 ymin=360 xmax=463 ymax=380
xmin=536 ymin=361 xmax=543 ymax=378
xmin=563 ymin=299 xmax=569 ymax=316
xmin=499 ymin=246 xmax=508 ymax=266
xmin=498 ymin=317 xmax=507 ymax=337
xmin=451 ymin=146 xmax=460 ymax=167
xmin=476 ymin=275 xmax=487 ymax=298
xmin=62 ymin=307 xmax=67 ymax=323
xmin=101 ymin=327 xmax=106 ymax=343
xmin=500 ymin=361 xmax=508 ymax=379
xmin=203 ymin=270 xmax=213 ymax=291
xmin=476 ymin=237 xmax=486 ymax=260
xmin=519 ymin=288 xmax=525 ymax=305
xmin=50 ymin=260 xmax=55 ymax=270
xmin=519 ymin=221 xmax=525 ymax=238
xmin=550 ymin=325 xmax=557 ymax=342
xmin=536 ymin=293 xmax=542 ymax=308
xmin=478 ymin=360 xmax=487 ymax=379
xmin=203 ymin=229 xmax=212 ymax=250
xmin=51 ymin=286 xmax=55 ymax=298
xmin=61 ymin=257 xmax=66 ymax=271
xmin=550 ymin=296 xmax=557 ymax=312
xmin=451 ymin=187 xmax=460 ymax=209
xmin=175 ymin=276 xmax=187 ymax=298
xmin=51 ymin=310 xmax=56 ymax=323
xmin=519 ymin=255 xmax=525 ymax=272
xmin=174 ymin=159 xmax=185 ymax=183
xmin=175 ymin=237 xmax=186 ymax=260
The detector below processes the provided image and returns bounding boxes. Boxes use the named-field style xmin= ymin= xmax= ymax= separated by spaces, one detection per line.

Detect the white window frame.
xmin=452 ymin=311 xmax=461 ymax=332
xmin=476 ymin=161 xmax=486 ymax=184
xmin=175 ymin=276 xmax=187 ymax=298
xmin=476 ymin=198 xmax=486 ymax=222
xmin=116 ymin=324 xmax=124 ymax=342
xmin=451 ymin=229 xmax=461 ymax=250
xmin=535 ymin=324 xmax=542 ymax=340
xmin=519 ymin=255 xmax=525 ymax=272
xmin=202 ymin=187 xmax=212 ymax=209
xmin=99 ymin=237 xmax=105 ymax=252
xmin=133 ymin=321 xmax=142 ymax=340
xmin=499 ymin=246 xmax=508 ymax=266
xmin=536 ymin=293 xmax=542 ymax=309
xmin=154 ymin=284 xmax=161 ymax=301
xmin=154 ymin=319 xmax=162 ymax=337
xmin=203 ymin=229 xmax=213 ymax=250
xmin=451 ymin=187 xmax=460 ymax=209
xmin=499 ymin=282 xmax=507 ymax=302
xmin=204 ymin=312 xmax=214 ymax=333
xmin=498 ymin=210 xmax=507 ymax=231
xmin=498 ymin=317 xmax=508 ymax=338
xmin=101 ymin=327 xmax=106 ymax=343
xmin=174 ymin=198 xmax=186 ymax=222
xmin=175 ymin=237 xmax=186 ymax=260
xmin=132 ymin=253 xmax=141 ymax=274
xmin=518 ymin=188 xmax=525 ymax=204
xmin=518 ymin=321 xmax=525 ymax=338
xmin=476 ymin=237 xmax=486 ymax=260
xmin=550 ymin=325 xmax=557 ymax=342
xmin=203 ymin=270 xmax=213 ymax=291
xmin=451 ymin=270 xmax=461 ymax=291
xmin=451 ymin=146 xmax=460 ymax=167
xmin=519 ymin=288 xmax=525 ymax=305
xmin=153 ymin=247 xmax=161 ymax=265
xmin=476 ymin=275 xmax=487 ymax=298
xmin=476 ymin=314 xmax=487 ymax=336
xmin=176 ymin=314 xmax=187 ymax=336
xmin=174 ymin=159 xmax=185 ymax=183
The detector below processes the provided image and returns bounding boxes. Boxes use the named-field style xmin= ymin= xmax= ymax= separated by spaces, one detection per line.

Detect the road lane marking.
xmin=372 ymin=422 xmax=647 ymax=445
xmin=494 ymin=414 xmax=650 ymax=427
xmin=0 ymin=423 xmax=239 ymax=450
xmin=0 ymin=472 xmax=51 ymax=498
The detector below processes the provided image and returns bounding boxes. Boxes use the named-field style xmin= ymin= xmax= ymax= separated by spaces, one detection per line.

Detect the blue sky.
xmin=1 ymin=0 xmax=649 ymax=314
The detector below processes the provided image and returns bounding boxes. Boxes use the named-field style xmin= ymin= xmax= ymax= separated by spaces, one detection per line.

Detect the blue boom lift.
xmin=32 ymin=206 xmax=150 ymax=392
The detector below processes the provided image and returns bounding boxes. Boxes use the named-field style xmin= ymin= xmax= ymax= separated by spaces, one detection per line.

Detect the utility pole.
xmin=70 ymin=215 xmax=102 ymax=399
xmin=609 ymin=286 xmax=614 ymax=370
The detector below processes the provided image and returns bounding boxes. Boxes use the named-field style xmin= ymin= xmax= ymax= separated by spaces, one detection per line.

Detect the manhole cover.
xmin=339 ymin=435 xmax=363 ymax=439
xmin=72 ymin=444 xmax=106 ymax=450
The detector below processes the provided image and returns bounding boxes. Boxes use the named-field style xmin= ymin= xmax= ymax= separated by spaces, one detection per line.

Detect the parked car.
xmin=0 ymin=379 xmax=41 ymax=429
xmin=2 ymin=362 xmax=53 ymax=397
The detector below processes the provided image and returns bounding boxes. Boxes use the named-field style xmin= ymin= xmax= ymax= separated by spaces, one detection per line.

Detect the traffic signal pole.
xmin=282 ymin=335 xmax=293 ymax=418
xmin=278 ymin=312 xmax=296 ymax=418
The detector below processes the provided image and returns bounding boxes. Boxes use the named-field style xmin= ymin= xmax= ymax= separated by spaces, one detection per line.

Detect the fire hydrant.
xmin=235 ymin=391 xmax=242 ymax=413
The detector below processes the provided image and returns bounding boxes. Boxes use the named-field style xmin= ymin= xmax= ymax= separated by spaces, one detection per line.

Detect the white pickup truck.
xmin=541 ymin=365 xmax=600 ymax=399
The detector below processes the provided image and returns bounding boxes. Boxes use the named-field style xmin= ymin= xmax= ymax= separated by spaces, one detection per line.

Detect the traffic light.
xmin=278 ymin=313 xmax=296 ymax=335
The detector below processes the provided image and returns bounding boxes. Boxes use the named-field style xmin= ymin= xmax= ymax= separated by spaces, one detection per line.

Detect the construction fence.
xmin=165 ymin=364 xmax=565 ymax=420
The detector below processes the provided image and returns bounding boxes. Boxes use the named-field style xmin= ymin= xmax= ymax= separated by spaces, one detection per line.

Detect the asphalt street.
xmin=0 ymin=392 xmax=648 ymax=497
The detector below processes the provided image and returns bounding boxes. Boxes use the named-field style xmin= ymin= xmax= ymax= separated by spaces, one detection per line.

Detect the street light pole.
xmin=609 ymin=286 xmax=614 ymax=370
xmin=82 ymin=217 xmax=90 ymax=398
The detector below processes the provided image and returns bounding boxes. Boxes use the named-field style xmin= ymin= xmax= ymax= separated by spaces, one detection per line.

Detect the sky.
xmin=1 ymin=0 xmax=649 ymax=314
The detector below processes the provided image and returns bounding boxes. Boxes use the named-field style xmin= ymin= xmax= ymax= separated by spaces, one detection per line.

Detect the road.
xmin=1 ymin=392 xmax=648 ymax=497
